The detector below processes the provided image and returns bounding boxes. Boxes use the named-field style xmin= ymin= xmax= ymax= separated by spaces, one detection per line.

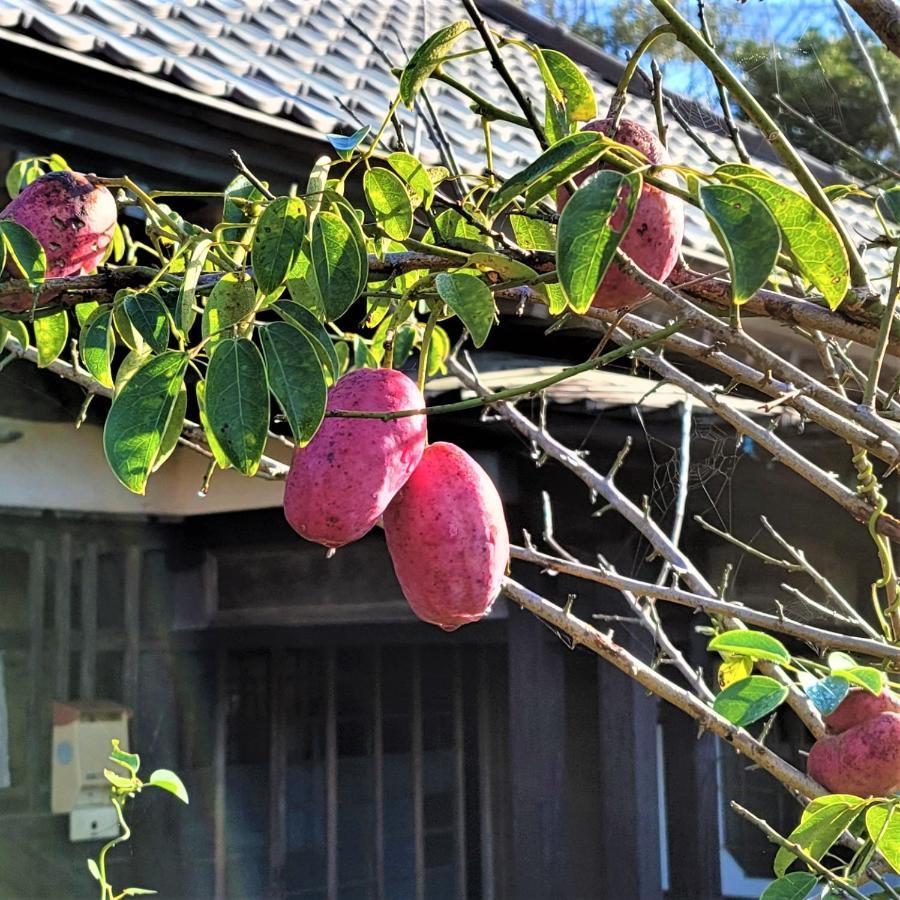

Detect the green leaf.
xmin=0 ymin=220 xmax=46 ymax=282
xmin=557 ymin=170 xmax=639 ymax=313
xmin=730 ymin=174 xmax=849 ymax=310
xmin=510 ymin=214 xmax=565 ymax=314
xmin=114 ymin=349 xmax=149 ymax=396
xmin=311 ymin=211 xmax=362 ymax=320
xmin=0 ymin=315 xmax=26 ymax=350
xmin=880 ymin=187 xmax=900 ymax=225
xmin=260 ymin=322 xmax=327 ymax=445
xmin=399 ymin=20 xmax=470 ymax=107
xmin=388 ymin=151 xmax=436 ymax=209
xmin=306 ymin=156 xmax=331 ymax=222
xmin=426 ymin=324 xmax=451 ymax=376
xmin=252 ymin=197 xmax=306 ymax=296
xmin=121 ymin=889 xmax=158 ymax=896
xmin=123 ymin=292 xmax=169 ymax=355
xmin=74 ymin=301 xmax=99 ymax=329
xmin=541 ymin=48 xmax=597 ymax=143
xmin=176 ymin=237 xmax=212 ymax=337
xmin=80 ymin=306 xmax=115 ymax=388
xmin=712 ymin=675 xmax=788 ymax=727
xmin=707 ymin=630 xmax=791 ymax=665
xmin=759 ymin=872 xmax=818 ymax=900
xmin=202 ymin=273 xmax=256 ymax=348
xmin=33 ymin=310 xmax=68 ymax=367
xmin=153 ymin=383 xmax=186 ymax=472
xmin=326 ymin=126 xmax=370 ymax=161
xmin=109 ymin=741 xmax=140 ymax=775
xmin=274 ymin=299 xmax=340 ymax=383
xmin=435 ymin=272 xmax=495 ymax=347
xmin=222 ymin=174 xmax=264 ymax=246
xmin=204 ymin=337 xmax=269 ymax=476
xmin=802 ymin=675 xmax=850 ymax=716
xmin=774 ymin=801 xmax=864 ymax=877
xmin=827 ymin=651 xmax=856 ymax=671
xmin=363 ymin=168 xmax=413 ymax=241
xmin=866 ymin=805 xmax=900 ymax=872
xmin=699 ymin=183 xmax=781 ymax=304
xmin=489 ymin=132 xmax=606 ymax=215
xmin=86 ymin=859 xmax=101 ymax=882
xmin=835 ymin=666 xmax=884 ymax=695
xmin=332 ymin=199 xmax=369 ymax=300
xmin=5 ymin=158 xmax=44 ymax=199
xmin=196 ymin=380 xmax=231 ymax=470
xmin=148 ymin=768 xmax=189 ymax=804
xmin=394 ymin=325 xmax=416 ymax=367
xmin=103 ymin=767 xmax=135 ymax=790
xmin=103 ymin=352 xmax=189 ymax=494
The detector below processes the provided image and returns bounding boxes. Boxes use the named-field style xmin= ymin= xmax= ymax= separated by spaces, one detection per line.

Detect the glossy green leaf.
xmin=176 ymin=237 xmax=212 ymax=337
xmin=866 ymin=805 xmax=900 ymax=872
xmin=426 ymin=324 xmax=451 ymax=376
xmin=333 ymin=199 xmax=369 ymax=300
xmin=557 ymin=170 xmax=638 ymax=313
xmin=80 ymin=306 xmax=115 ymax=387
xmin=388 ymin=151 xmax=435 ymax=209
xmin=114 ymin=349 xmax=149 ymax=396
xmin=152 ymin=383 xmax=186 ymax=472
xmin=0 ymin=315 xmax=27 ymax=350
xmin=123 ymin=292 xmax=169 ymax=355
xmin=759 ymin=872 xmax=818 ymax=900
xmin=699 ymin=183 xmax=781 ymax=304
xmin=834 ymin=666 xmax=884 ymax=695
xmin=435 ymin=272 xmax=494 ymax=347
xmin=510 ymin=214 xmax=565 ymax=314
xmin=5 ymin=158 xmax=42 ymax=199
xmin=425 ymin=209 xmax=485 ymax=251
xmin=394 ymin=325 xmax=416 ymax=367
xmin=801 ymin=675 xmax=850 ymax=716
xmin=86 ymin=859 xmax=101 ymax=882
xmin=113 ymin=299 xmax=145 ymax=353
xmin=712 ymin=675 xmax=788 ymax=727
xmin=222 ymin=174 xmax=264 ymax=245
xmin=881 ymin=187 xmax=900 ymax=225
xmin=541 ymin=48 xmax=596 ymax=142
xmin=326 ymin=126 xmax=370 ymax=161
xmin=260 ymin=322 xmax=327 ymax=445
xmin=399 ymin=20 xmax=470 ymax=107
xmin=252 ymin=197 xmax=306 ymax=296
xmin=202 ymin=273 xmax=256 ymax=347
xmin=275 ymin=299 xmax=340 ymax=383
xmin=121 ymin=889 xmax=157 ymax=896
xmin=74 ymin=301 xmax=99 ymax=329
xmin=103 ymin=352 xmax=188 ymax=494
xmin=33 ymin=310 xmax=68 ymax=367
xmin=364 ymin=168 xmax=413 ymax=241
xmin=707 ymin=630 xmax=791 ymax=665
xmin=204 ymin=337 xmax=269 ymax=476
xmin=311 ymin=211 xmax=362 ymax=320
xmin=196 ymin=380 xmax=231 ymax=470
xmin=109 ymin=740 xmax=140 ymax=774
xmin=148 ymin=768 xmax=189 ymax=804
xmin=0 ymin=220 xmax=46 ymax=282
xmin=306 ymin=156 xmax=331 ymax=222
xmin=774 ymin=800 xmax=864 ymax=877
xmin=489 ymin=132 xmax=605 ymax=215
xmin=732 ymin=174 xmax=849 ymax=310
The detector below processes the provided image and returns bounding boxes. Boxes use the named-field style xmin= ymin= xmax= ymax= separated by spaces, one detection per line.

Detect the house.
xmin=0 ymin=1 xmax=887 ymax=898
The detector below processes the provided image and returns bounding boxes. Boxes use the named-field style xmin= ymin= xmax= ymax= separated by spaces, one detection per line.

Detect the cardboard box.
xmin=51 ymin=701 xmax=130 ymax=815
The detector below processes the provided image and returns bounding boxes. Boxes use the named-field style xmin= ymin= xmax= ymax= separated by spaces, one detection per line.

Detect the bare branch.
xmin=844 ymin=0 xmax=900 ymax=61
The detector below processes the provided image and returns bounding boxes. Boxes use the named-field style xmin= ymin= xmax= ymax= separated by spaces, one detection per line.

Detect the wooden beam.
xmin=453 ymin=646 xmax=467 ymax=900
xmin=373 ymin=648 xmax=385 ymax=900
xmin=78 ymin=544 xmax=98 ymax=702
xmin=26 ymin=539 xmax=46 ymax=811
xmin=477 ymin=648 xmax=496 ymax=900
xmin=122 ymin=547 xmax=142 ymax=711
xmin=412 ymin=647 xmax=425 ymax=900
xmin=268 ymin=649 xmax=287 ymax=900
xmin=53 ymin=532 xmax=72 ymax=701
xmin=213 ymin=648 xmax=227 ymax=900
xmin=325 ymin=647 xmax=338 ymax=900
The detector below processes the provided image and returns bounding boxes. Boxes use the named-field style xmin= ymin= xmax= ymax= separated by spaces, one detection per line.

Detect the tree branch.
xmin=845 ymin=0 xmax=900 ymax=61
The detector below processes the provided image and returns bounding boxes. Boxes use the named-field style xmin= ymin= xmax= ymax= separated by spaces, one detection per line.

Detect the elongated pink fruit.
xmin=384 ymin=442 xmax=509 ymax=631
xmin=808 ymin=711 xmax=900 ymax=796
xmin=2 ymin=171 xmax=117 ymax=280
xmin=557 ymin=118 xmax=684 ymax=309
xmin=825 ymin=687 xmax=900 ymax=734
xmin=284 ymin=368 xmax=426 ymax=548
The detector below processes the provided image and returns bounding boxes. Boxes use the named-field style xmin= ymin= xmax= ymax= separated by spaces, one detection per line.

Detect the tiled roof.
xmin=0 ymin=0 xmax=885 ymax=271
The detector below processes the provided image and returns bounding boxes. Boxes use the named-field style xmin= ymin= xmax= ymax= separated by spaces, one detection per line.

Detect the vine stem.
xmin=417 ymin=305 xmax=439 ymax=392
xmin=606 ymin=25 xmax=675 ymax=129
xmin=647 ymin=0 xmax=871 ymax=292
xmin=864 ymin=248 xmax=900 ymax=408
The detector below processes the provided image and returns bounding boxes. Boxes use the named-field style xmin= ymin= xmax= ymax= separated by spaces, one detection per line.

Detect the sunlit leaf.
xmin=426 ymin=324 xmax=451 ymax=376
xmin=774 ymin=801 xmax=863 ymax=877
xmin=699 ymin=183 xmax=781 ymax=304
xmin=387 ymin=151 xmax=436 ymax=209
xmin=275 ymin=299 xmax=340 ymax=383
xmin=707 ymin=630 xmax=791 ymax=665
xmin=866 ymin=804 xmax=900 ymax=873
xmin=311 ymin=211 xmax=362 ymax=320
xmin=399 ymin=20 xmax=470 ymax=107
xmin=103 ymin=352 xmax=188 ymax=494
xmin=175 ymin=237 xmax=212 ymax=337
xmin=123 ymin=292 xmax=169 ymax=355
xmin=435 ymin=272 xmax=494 ymax=347
xmin=364 ymin=168 xmax=413 ymax=241
xmin=148 ymin=768 xmax=189 ymax=804
xmin=759 ymin=872 xmax=818 ymax=900
xmin=0 ymin=220 xmax=46 ymax=282
xmin=0 ymin=315 xmax=28 ymax=350
xmin=222 ymin=174 xmax=264 ymax=246
xmin=33 ymin=310 xmax=68 ymax=367
xmin=202 ymin=273 xmax=256 ymax=348
xmin=326 ymin=126 xmax=370 ymax=161
xmin=510 ymin=214 xmax=566 ymax=314
xmin=252 ymin=197 xmax=306 ymax=296
xmin=557 ymin=170 xmax=638 ymax=313
xmin=712 ymin=675 xmax=788 ymax=727
xmin=80 ymin=306 xmax=115 ymax=387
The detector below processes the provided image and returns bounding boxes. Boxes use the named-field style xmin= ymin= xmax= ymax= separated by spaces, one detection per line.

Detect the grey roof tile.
xmin=0 ymin=0 xmax=24 ymax=27
xmin=175 ymin=3 xmax=227 ymax=37
xmin=138 ymin=15 xmax=199 ymax=52
xmin=29 ymin=7 xmax=97 ymax=50
xmin=170 ymin=54 xmax=232 ymax=93
xmin=95 ymin=29 xmax=168 ymax=72
xmin=77 ymin=0 xmax=140 ymax=34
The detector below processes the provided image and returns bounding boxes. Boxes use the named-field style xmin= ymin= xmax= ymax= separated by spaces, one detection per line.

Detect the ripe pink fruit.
xmin=808 ymin=711 xmax=900 ymax=796
xmin=383 ymin=442 xmax=509 ymax=631
xmin=557 ymin=118 xmax=684 ymax=309
xmin=284 ymin=368 xmax=426 ymax=548
xmin=824 ymin=687 xmax=900 ymax=734
xmin=2 ymin=171 xmax=117 ymax=279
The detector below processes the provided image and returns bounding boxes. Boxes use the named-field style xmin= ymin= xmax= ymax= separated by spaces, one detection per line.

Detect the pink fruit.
xmin=2 ymin=171 xmax=117 ymax=280
xmin=808 ymin=712 xmax=900 ymax=797
xmin=825 ymin=687 xmax=900 ymax=734
xmin=557 ymin=118 xmax=684 ymax=309
xmin=284 ymin=368 xmax=426 ymax=548
xmin=383 ymin=442 xmax=509 ymax=631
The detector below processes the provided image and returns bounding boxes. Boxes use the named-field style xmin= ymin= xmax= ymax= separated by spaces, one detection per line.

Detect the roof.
xmin=0 ymin=0 xmax=885 ymax=274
